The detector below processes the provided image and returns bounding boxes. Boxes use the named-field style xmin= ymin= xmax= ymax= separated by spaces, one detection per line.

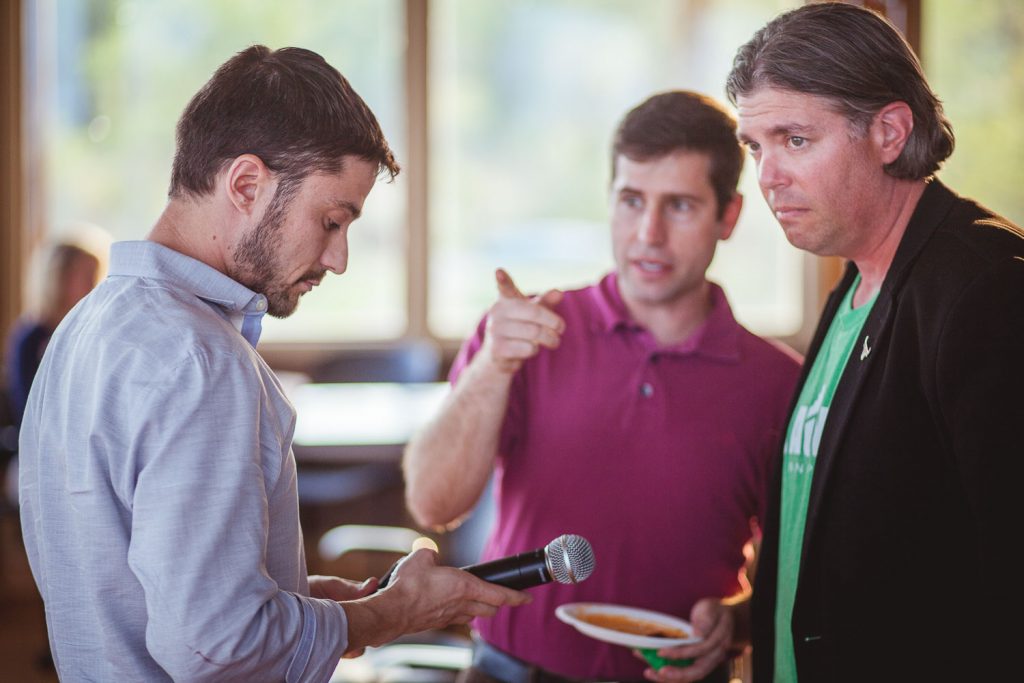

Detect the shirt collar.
xmin=589 ymin=272 xmax=742 ymax=362
xmin=108 ymin=240 xmax=268 ymax=347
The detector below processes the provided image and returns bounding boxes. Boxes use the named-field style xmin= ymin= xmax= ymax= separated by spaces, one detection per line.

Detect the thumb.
xmin=690 ymin=599 xmax=719 ymax=636
xmin=495 ymin=268 xmax=526 ymax=300
xmin=535 ymin=288 xmax=564 ymax=310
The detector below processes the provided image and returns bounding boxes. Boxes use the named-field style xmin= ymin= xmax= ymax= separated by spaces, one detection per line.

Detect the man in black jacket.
xmin=726 ymin=4 xmax=1024 ymax=681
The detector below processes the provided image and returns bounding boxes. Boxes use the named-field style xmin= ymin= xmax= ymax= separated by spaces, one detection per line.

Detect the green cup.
xmin=639 ymin=648 xmax=694 ymax=670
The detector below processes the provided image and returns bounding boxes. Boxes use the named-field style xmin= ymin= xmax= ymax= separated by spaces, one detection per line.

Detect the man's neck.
xmin=624 ymin=280 xmax=713 ymax=347
xmin=147 ymin=196 xmax=231 ymax=276
xmin=849 ymin=179 xmax=928 ymax=307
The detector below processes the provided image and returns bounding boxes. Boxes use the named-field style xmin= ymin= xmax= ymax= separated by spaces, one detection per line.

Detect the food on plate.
xmin=576 ymin=610 xmax=688 ymax=639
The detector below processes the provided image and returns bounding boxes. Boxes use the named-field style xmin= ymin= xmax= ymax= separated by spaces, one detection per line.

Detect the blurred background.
xmin=1 ymin=1 xmax=1022 ymax=680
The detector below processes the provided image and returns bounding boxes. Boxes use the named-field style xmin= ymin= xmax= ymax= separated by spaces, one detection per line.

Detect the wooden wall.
xmin=1 ymin=0 xmax=27 ymax=352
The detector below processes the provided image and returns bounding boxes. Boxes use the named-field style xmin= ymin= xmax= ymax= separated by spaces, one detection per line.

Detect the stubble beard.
xmin=233 ymin=184 xmax=298 ymax=318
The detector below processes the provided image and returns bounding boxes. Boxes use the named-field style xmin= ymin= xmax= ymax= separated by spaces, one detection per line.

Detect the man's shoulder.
xmin=890 ymin=188 xmax=1024 ymax=333
xmin=734 ymin=327 xmax=803 ymax=383
xmin=550 ymin=276 xmax=619 ymax=325
xmin=714 ymin=308 xmax=803 ymax=397
xmin=894 ymin=195 xmax=1023 ymax=313
xmin=933 ymin=189 xmax=1024 ymax=263
xmin=65 ymin=274 xmax=255 ymax=375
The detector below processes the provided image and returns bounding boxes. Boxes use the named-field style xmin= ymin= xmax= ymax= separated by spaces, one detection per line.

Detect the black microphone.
xmin=376 ymin=533 xmax=595 ymax=591
xmin=462 ymin=533 xmax=596 ymax=590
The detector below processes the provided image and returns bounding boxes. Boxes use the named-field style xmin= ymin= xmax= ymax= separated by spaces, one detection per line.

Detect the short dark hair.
xmin=169 ymin=45 xmax=399 ymax=199
xmin=612 ymin=91 xmax=744 ymax=219
xmin=725 ymin=2 xmax=954 ymax=180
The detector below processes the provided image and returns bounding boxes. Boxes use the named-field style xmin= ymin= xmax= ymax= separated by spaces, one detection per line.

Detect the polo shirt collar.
xmin=590 ymin=271 xmax=742 ymax=362
xmin=108 ymin=240 xmax=268 ymax=346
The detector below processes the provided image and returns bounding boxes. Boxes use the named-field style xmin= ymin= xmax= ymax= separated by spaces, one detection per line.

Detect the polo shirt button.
xmin=255 ymin=299 xmax=267 ymax=311
xmin=640 ymin=382 xmax=654 ymax=398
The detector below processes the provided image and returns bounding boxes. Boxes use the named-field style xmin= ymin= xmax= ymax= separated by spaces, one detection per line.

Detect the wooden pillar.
xmin=1 ymin=0 xmax=28 ymax=353
xmin=404 ymin=0 xmax=430 ymax=340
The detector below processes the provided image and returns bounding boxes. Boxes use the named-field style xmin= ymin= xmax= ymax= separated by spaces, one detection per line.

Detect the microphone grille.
xmin=544 ymin=534 xmax=595 ymax=585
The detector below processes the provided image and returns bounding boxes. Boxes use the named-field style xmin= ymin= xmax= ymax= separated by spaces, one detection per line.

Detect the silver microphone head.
xmin=543 ymin=534 xmax=596 ymax=585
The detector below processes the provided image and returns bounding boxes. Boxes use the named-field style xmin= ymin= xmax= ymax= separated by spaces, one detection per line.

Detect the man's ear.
xmin=718 ymin=192 xmax=743 ymax=241
xmin=872 ymin=101 xmax=914 ymax=165
xmin=223 ymin=154 xmax=272 ymax=216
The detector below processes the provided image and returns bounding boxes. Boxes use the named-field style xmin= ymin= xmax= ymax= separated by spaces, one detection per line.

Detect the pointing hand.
xmin=484 ymin=268 xmax=565 ymax=374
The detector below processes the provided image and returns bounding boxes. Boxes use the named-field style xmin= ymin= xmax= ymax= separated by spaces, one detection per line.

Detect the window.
xmin=923 ymin=0 xmax=1024 ymax=223
xmin=30 ymin=0 xmax=406 ymax=342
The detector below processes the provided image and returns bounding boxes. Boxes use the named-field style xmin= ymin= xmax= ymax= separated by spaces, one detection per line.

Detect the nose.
xmin=757 ymin=150 xmax=789 ymax=193
xmin=637 ymin=206 xmax=666 ymax=246
xmin=321 ymin=231 xmax=349 ymax=275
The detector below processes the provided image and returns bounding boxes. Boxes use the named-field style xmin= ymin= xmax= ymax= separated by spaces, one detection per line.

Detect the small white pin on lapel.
xmin=860 ymin=335 xmax=872 ymax=361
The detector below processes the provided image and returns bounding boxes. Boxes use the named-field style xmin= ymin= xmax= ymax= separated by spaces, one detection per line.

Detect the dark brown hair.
xmin=612 ymin=91 xmax=744 ymax=219
xmin=726 ymin=2 xmax=954 ymax=179
xmin=169 ymin=45 xmax=399 ymax=199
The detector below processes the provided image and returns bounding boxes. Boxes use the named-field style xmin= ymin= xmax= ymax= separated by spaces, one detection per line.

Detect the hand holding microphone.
xmin=341 ymin=547 xmax=531 ymax=654
xmin=376 ymin=533 xmax=596 ymax=591
xmin=463 ymin=533 xmax=596 ymax=590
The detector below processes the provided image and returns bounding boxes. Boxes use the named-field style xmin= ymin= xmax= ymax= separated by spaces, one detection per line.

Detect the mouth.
xmin=296 ymin=275 xmax=324 ymax=293
xmin=629 ymin=258 xmax=671 ymax=276
xmin=772 ymin=206 xmax=807 ymax=221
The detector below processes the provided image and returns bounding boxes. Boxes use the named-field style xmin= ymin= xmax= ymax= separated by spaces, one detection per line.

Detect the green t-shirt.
xmin=773 ymin=276 xmax=877 ymax=682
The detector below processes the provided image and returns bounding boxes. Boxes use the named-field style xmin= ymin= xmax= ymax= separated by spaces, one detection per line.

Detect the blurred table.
xmin=290 ymin=381 xmax=449 ymax=464
xmin=288 ymin=379 xmax=494 ymax=574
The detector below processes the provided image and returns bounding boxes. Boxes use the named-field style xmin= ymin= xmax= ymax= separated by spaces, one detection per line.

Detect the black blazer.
xmin=751 ymin=180 xmax=1024 ymax=682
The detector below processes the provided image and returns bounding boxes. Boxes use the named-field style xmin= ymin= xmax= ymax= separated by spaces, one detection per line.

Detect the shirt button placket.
xmin=640 ymin=353 xmax=657 ymax=399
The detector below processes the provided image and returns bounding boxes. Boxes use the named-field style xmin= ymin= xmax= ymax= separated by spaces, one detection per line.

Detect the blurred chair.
xmin=0 ymin=385 xmax=17 ymax=477
xmin=318 ymin=524 xmax=423 ymax=563
xmin=0 ymin=385 xmax=21 ymax=574
xmin=310 ymin=340 xmax=442 ymax=385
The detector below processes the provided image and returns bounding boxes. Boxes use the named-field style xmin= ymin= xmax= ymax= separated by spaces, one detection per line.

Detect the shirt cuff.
xmin=285 ymin=593 xmax=349 ymax=683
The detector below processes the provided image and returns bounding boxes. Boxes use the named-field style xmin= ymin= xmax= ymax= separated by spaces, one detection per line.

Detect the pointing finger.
xmin=495 ymin=268 xmax=526 ymax=300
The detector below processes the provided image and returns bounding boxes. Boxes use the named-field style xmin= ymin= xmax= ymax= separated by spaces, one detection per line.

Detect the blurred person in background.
xmin=3 ymin=225 xmax=110 ymax=507
xmin=727 ymin=3 xmax=1024 ymax=681
xmin=5 ymin=227 xmax=109 ymax=423
xmin=18 ymin=44 xmax=528 ymax=682
xmin=404 ymin=91 xmax=802 ymax=683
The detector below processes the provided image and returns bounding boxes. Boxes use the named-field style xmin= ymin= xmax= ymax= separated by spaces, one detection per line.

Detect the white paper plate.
xmin=555 ymin=602 xmax=702 ymax=649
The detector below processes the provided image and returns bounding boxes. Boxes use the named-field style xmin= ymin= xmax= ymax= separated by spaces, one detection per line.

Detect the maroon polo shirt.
xmin=451 ymin=272 xmax=801 ymax=680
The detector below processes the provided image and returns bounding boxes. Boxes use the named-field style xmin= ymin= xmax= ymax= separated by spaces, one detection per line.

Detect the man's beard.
xmin=233 ymin=181 xmax=304 ymax=318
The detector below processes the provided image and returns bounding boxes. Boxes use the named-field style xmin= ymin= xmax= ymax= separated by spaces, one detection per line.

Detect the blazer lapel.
xmin=799 ymin=289 xmax=893 ymax=563
xmin=799 ymin=180 xmax=958 ymax=567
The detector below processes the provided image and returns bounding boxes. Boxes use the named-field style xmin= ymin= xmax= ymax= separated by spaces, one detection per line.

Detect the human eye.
xmin=325 ymin=218 xmax=342 ymax=232
xmin=787 ymin=136 xmax=807 ymax=149
xmin=669 ymin=198 xmax=693 ymax=213
xmin=620 ymin=193 xmax=643 ymax=209
xmin=742 ymin=140 xmax=761 ymax=158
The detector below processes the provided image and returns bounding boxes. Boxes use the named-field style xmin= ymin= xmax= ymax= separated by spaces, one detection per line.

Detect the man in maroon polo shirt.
xmin=404 ymin=91 xmax=801 ymax=683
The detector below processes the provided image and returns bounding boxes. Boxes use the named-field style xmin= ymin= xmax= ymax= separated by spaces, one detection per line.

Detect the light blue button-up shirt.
xmin=19 ymin=241 xmax=349 ymax=681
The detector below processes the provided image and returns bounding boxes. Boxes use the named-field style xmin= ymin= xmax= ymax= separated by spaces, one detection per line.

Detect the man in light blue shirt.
xmin=18 ymin=45 xmax=528 ymax=682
